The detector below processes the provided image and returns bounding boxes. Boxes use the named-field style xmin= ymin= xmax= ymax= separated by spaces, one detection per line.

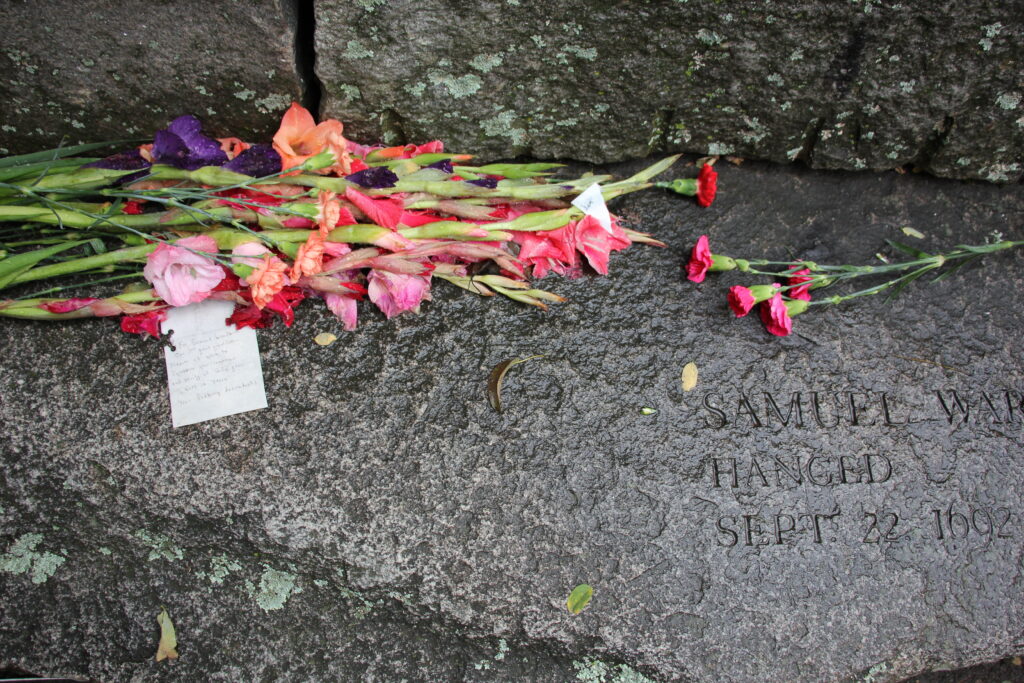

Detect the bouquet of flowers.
xmin=0 ymin=103 xmax=715 ymax=338
xmin=686 ymin=232 xmax=1023 ymax=337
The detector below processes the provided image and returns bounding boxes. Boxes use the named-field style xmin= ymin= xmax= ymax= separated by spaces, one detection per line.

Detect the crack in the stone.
xmin=913 ymin=114 xmax=955 ymax=172
xmin=293 ymin=0 xmax=323 ymax=116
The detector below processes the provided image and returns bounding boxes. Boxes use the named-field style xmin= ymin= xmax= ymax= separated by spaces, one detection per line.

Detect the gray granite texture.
xmin=1 ymin=158 xmax=1024 ymax=681
xmin=0 ymin=0 xmax=304 ymax=155
xmin=316 ymin=0 xmax=1024 ymax=183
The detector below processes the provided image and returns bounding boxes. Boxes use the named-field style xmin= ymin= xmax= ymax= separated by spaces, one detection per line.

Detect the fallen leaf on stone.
xmin=681 ymin=362 xmax=698 ymax=392
xmin=725 ymin=156 xmax=745 ymax=166
xmin=155 ymin=606 xmax=178 ymax=662
xmin=566 ymin=584 xmax=593 ymax=614
xmin=313 ymin=332 xmax=337 ymax=346
xmin=640 ymin=407 xmax=657 ymax=415
xmin=487 ymin=355 xmax=543 ymax=413
xmin=901 ymin=226 xmax=925 ymax=239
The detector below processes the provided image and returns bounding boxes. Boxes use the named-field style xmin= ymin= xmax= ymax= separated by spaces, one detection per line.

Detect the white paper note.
xmin=571 ymin=182 xmax=613 ymax=233
xmin=161 ymin=300 xmax=268 ymax=428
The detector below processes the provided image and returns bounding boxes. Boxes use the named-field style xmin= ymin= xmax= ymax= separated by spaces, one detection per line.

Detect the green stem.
xmin=8 ymin=243 xmax=157 ymax=285
xmin=16 ymin=272 xmax=145 ymax=299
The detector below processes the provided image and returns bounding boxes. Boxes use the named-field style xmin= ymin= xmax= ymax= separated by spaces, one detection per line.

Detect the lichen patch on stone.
xmin=0 ymin=533 xmax=66 ymax=584
xmin=247 ymin=566 xmax=301 ymax=611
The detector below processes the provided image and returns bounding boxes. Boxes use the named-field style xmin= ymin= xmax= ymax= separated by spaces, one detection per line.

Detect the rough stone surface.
xmin=1 ymin=159 xmax=1024 ymax=681
xmin=0 ymin=0 xmax=304 ymax=155
xmin=317 ymin=0 xmax=1024 ymax=183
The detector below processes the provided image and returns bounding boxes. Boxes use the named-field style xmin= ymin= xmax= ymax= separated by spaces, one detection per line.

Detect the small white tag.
xmin=161 ymin=300 xmax=268 ymax=428
xmin=571 ymin=182 xmax=613 ymax=233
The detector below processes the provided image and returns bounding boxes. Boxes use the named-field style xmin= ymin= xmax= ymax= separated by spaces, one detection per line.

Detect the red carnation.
xmin=686 ymin=235 xmax=715 ymax=283
xmin=788 ymin=267 xmax=813 ymax=301
xmin=696 ymin=163 xmax=718 ymax=208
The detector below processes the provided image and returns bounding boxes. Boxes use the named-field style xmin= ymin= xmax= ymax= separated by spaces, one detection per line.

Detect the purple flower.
xmin=83 ymin=148 xmax=151 ymax=183
xmin=152 ymin=115 xmax=227 ymax=170
xmin=223 ymin=144 xmax=282 ymax=177
xmin=426 ymin=159 xmax=453 ymax=173
xmin=345 ymin=166 xmax=399 ymax=189
xmin=467 ymin=177 xmax=499 ymax=189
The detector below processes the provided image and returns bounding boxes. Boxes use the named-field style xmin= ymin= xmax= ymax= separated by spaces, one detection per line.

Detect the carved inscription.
xmin=699 ymin=389 xmax=1024 ymax=429
xmin=714 ymin=506 xmax=1016 ymax=547
xmin=701 ymin=386 xmax=1021 ymax=551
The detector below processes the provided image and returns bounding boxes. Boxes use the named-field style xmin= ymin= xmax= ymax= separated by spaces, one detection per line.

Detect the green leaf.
xmin=0 ymin=158 xmax=98 ymax=183
xmin=0 ymin=140 xmax=138 ymax=169
xmin=566 ymin=584 xmax=593 ymax=614
xmin=487 ymin=355 xmax=544 ymax=413
xmin=884 ymin=239 xmax=930 ymax=260
xmin=0 ymin=240 xmax=86 ymax=290
xmin=931 ymin=254 xmax=982 ymax=283
xmin=155 ymin=606 xmax=179 ymax=662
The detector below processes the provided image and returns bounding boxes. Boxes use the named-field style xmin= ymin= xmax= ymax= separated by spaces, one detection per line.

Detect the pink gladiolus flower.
xmin=686 ymin=235 xmax=714 ymax=283
xmin=788 ymin=267 xmax=813 ymax=301
xmin=231 ymin=241 xmax=270 ymax=267
xmin=760 ymin=293 xmax=793 ymax=336
xmin=512 ymin=225 xmax=579 ymax=278
xmin=573 ymin=215 xmax=631 ymax=275
xmin=344 ymin=187 xmax=404 ymax=229
xmin=367 ymin=270 xmax=431 ymax=319
xmin=325 ymin=292 xmax=359 ymax=330
xmin=143 ymin=234 xmax=225 ymax=307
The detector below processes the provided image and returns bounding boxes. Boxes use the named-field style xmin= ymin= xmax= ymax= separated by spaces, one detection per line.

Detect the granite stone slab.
xmin=0 ymin=0 xmax=304 ymax=155
xmin=1 ymin=159 xmax=1023 ymax=681
xmin=316 ymin=0 xmax=1024 ymax=183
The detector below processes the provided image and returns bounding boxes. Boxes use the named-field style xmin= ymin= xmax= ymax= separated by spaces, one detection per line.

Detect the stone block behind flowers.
xmin=1 ymin=1 xmax=1021 ymax=183
xmin=317 ymin=0 xmax=1023 ymax=182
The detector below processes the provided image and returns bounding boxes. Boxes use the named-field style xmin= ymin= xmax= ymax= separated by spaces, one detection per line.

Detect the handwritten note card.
xmin=571 ymin=182 xmax=612 ymax=233
xmin=162 ymin=300 xmax=268 ymax=428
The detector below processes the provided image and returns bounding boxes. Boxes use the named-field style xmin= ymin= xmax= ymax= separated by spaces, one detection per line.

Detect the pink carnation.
xmin=759 ymin=293 xmax=793 ymax=336
xmin=686 ymin=235 xmax=714 ymax=283
xmin=143 ymin=235 xmax=224 ymax=307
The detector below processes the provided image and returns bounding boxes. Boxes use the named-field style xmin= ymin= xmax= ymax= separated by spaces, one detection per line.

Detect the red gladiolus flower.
xmin=696 ymin=163 xmax=718 ymax=208
xmin=38 ymin=297 xmax=99 ymax=314
xmin=788 ymin=267 xmax=813 ymax=301
xmin=686 ymin=235 xmax=714 ymax=283
xmin=120 ymin=309 xmax=168 ymax=339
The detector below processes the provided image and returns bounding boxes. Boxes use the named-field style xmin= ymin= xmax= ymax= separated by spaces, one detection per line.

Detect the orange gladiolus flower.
xmin=290 ymin=231 xmax=326 ymax=281
xmin=247 ymin=254 xmax=289 ymax=309
xmin=272 ymin=102 xmax=351 ymax=175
